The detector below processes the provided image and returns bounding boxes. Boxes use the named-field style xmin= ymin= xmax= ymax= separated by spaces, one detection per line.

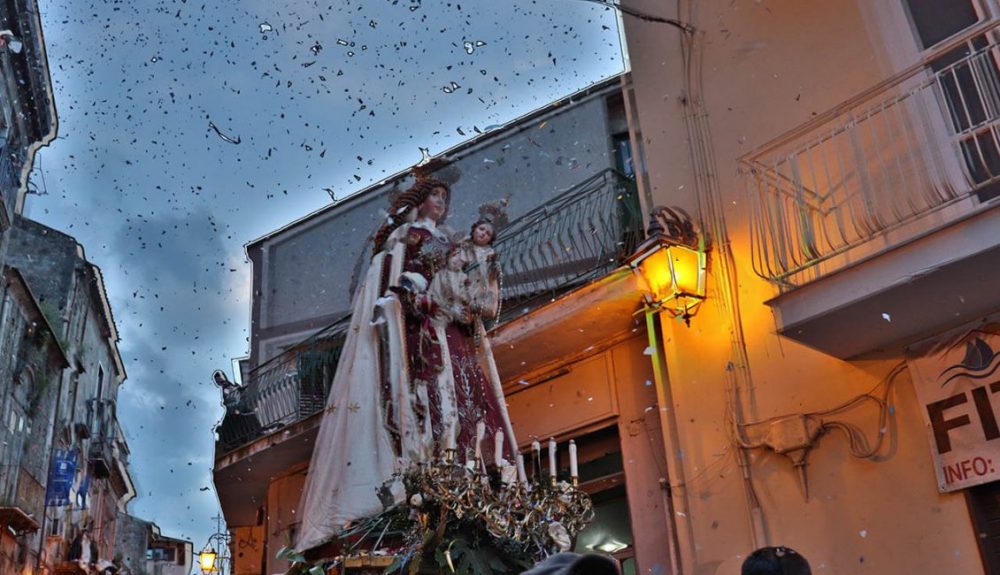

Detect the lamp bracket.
xmin=646 ymin=206 xmax=699 ymax=248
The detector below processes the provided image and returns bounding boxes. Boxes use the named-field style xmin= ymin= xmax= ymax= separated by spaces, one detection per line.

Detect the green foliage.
xmin=430 ymin=523 xmax=534 ymax=575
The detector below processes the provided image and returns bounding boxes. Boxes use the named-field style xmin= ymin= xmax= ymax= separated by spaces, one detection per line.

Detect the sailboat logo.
xmin=939 ymin=337 xmax=1000 ymax=388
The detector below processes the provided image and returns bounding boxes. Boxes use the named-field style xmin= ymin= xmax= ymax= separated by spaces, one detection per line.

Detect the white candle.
xmin=569 ymin=440 xmax=578 ymax=479
xmin=532 ymin=439 xmax=541 ymax=478
xmin=516 ymin=454 xmax=528 ymax=484
xmin=494 ymin=431 xmax=505 ymax=468
xmin=549 ymin=438 xmax=557 ymax=479
xmin=444 ymin=421 xmax=457 ymax=451
xmin=475 ymin=422 xmax=486 ymax=462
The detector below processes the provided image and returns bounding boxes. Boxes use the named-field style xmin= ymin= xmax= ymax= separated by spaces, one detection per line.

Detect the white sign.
xmin=908 ymin=325 xmax=1000 ymax=492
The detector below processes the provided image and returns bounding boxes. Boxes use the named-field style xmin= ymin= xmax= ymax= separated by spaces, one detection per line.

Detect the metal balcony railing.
xmin=215 ymin=319 xmax=348 ymax=454
xmin=0 ymin=145 xmax=19 ymax=218
xmin=492 ymin=169 xmax=644 ymax=321
xmin=86 ymin=399 xmax=116 ymax=478
xmin=742 ymin=22 xmax=1000 ymax=286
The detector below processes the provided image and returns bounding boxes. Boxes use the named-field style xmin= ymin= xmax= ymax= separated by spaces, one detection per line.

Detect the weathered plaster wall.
xmin=622 ymin=0 xmax=984 ymax=573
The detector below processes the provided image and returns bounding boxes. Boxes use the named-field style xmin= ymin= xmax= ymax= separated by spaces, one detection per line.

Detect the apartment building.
xmin=618 ymin=0 xmax=1000 ymax=573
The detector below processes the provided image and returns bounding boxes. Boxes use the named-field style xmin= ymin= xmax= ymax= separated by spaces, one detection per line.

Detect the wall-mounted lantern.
xmin=628 ymin=207 xmax=707 ymax=324
xmin=199 ymin=547 xmax=217 ymax=575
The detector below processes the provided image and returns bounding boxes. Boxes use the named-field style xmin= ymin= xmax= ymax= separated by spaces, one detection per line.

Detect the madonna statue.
xmin=295 ymin=176 xmax=518 ymax=551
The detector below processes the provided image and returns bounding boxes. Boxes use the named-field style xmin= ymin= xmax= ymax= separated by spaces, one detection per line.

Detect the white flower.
xmin=548 ymin=522 xmax=571 ymax=552
xmin=409 ymin=493 xmax=424 ymax=508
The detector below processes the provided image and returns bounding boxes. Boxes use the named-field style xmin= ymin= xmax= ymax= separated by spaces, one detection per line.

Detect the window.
xmin=612 ymin=133 xmax=634 ymax=178
xmin=904 ymin=0 xmax=1000 ymax=200
xmin=147 ymin=548 xmax=176 ymax=562
xmin=96 ymin=365 xmax=104 ymax=400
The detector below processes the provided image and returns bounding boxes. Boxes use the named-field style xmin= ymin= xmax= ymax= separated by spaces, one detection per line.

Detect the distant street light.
xmin=198 ymin=546 xmax=217 ymax=575
xmin=200 ymin=514 xmax=231 ymax=575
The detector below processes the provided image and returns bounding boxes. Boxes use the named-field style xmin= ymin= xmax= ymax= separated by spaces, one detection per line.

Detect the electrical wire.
xmin=733 ymin=361 xmax=906 ymax=459
xmin=564 ymin=0 xmax=695 ymax=33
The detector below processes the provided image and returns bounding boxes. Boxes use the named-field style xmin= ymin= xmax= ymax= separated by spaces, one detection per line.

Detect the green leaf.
xmin=309 ymin=566 xmax=324 ymax=575
xmin=275 ymin=547 xmax=293 ymax=561
xmin=384 ymin=556 xmax=405 ymax=575
xmin=274 ymin=547 xmax=307 ymax=565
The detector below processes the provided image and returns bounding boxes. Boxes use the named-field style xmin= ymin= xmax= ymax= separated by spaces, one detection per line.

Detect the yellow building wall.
xmin=264 ymin=466 xmax=307 ymax=575
xmin=623 ymin=0 xmax=983 ymax=573
xmin=231 ymin=525 xmax=265 ymax=575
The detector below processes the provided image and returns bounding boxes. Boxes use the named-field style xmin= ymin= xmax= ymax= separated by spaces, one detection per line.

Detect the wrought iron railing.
xmin=0 ymin=145 xmax=19 ymax=219
xmin=493 ymin=169 xmax=644 ymax=321
xmin=742 ymin=22 xmax=1000 ymax=286
xmin=86 ymin=399 xmax=116 ymax=478
xmin=215 ymin=319 xmax=348 ymax=454
xmin=216 ymin=169 xmax=644 ymax=453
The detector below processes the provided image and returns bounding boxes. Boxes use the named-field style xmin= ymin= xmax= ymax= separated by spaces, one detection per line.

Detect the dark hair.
xmin=468 ymin=219 xmax=496 ymax=245
xmin=741 ymin=547 xmax=811 ymax=575
xmin=372 ymin=177 xmax=450 ymax=257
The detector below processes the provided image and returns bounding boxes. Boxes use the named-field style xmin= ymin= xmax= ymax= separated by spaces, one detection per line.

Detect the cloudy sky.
xmin=25 ymin=0 xmax=625 ymax=552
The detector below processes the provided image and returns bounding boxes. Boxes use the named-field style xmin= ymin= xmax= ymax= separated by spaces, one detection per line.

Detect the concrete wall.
xmin=115 ymin=513 xmax=151 ymax=575
xmin=248 ymin=82 xmax=627 ymax=365
xmin=622 ymin=0 xmax=986 ymax=573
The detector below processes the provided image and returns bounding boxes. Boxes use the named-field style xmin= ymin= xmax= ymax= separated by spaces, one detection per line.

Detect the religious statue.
xmin=295 ymin=175 xmax=518 ymax=551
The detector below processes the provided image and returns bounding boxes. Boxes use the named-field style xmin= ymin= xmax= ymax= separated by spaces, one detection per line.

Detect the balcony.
xmin=492 ymin=169 xmax=644 ymax=324
xmin=743 ymin=22 xmax=1000 ymax=357
xmin=215 ymin=324 xmax=345 ymax=455
xmin=86 ymin=399 xmax=115 ymax=478
xmin=0 ymin=145 xmax=19 ymax=227
xmin=213 ymin=324 xmax=344 ymax=525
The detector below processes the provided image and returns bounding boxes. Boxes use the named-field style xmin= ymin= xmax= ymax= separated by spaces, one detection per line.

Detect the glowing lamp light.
xmin=629 ymin=235 xmax=707 ymax=324
xmin=199 ymin=548 xmax=217 ymax=574
xmin=595 ymin=540 xmax=629 ymax=554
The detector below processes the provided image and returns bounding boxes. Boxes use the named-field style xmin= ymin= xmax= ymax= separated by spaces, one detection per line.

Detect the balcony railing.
xmin=492 ymin=168 xmax=644 ymax=321
xmin=217 ymin=169 xmax=645 ymax=453
xmin=0 ymin=145 xmax=19 ymax=219
xmin=215 ymin=320 xmax=347 ymax=454
xmin=742 ymin=22 xmax=1000 ymax=286
xmin=86 ymin=399 xmax=116 ymax=478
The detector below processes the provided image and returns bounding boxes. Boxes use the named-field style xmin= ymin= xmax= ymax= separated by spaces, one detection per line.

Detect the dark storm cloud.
xmin=26 ymin=0 xmax=624 ymax=549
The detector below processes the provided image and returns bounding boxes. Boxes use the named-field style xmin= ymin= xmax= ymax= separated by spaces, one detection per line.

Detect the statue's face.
xmin=418 ymin=186 xmax=448 ymax=222
xmin=472 ymin=222 xmax=495 ymax=246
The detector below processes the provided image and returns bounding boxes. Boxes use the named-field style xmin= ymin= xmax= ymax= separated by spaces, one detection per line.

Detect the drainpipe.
xmin=644 ymin=308 xmax=692 ymax=575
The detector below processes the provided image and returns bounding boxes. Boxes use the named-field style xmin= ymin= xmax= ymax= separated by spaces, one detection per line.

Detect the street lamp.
xmin=198 ymin=546 xmax=217 ymax=575
xmin=629 ymin=207 xmax=707 ymax=324
xmin=200 ymin=514 xmax=232 ymax=575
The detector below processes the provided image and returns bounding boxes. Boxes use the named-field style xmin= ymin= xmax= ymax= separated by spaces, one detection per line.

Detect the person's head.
xmin=395 ymin=177 xmax=449 ymax=224
xmin=446 ymin=246 xmax=465 ymax=272
xmin=741 ymin=546 xmax=811 ymax=575
xmin=520 ymin=552 xmax=618 ymax=575
xmin=417 ymin=184 xmax=448 ymax=222
xmin=469 ymin=219 xmax=496 ymax=247
xmin=373 ymin=177 xmax=451 ymax=255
